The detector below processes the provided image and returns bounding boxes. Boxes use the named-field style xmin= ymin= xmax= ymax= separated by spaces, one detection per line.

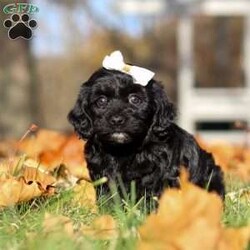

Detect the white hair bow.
xmin=102 ymin=50 xmax=155 ymax=86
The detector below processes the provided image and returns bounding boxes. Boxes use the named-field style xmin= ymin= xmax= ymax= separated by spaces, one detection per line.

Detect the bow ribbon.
xmin=102 ymin=50 xmax=155 ymax=86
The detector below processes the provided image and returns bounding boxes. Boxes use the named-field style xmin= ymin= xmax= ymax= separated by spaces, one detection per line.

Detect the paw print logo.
xmin=3 ymin=14 xmax=37 ymax=40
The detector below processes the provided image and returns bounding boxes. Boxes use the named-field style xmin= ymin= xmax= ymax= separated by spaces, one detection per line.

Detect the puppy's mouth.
xmin=110 ymin=132 xmax=130 ymax=144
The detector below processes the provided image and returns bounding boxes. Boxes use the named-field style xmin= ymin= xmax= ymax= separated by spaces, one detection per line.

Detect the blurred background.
xmin=0 ymin=0 xmax=249 ymax=143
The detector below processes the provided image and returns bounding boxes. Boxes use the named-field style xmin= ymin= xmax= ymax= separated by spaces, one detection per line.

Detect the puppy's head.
xmin=68 ymin=68 xmax=175 ymax=145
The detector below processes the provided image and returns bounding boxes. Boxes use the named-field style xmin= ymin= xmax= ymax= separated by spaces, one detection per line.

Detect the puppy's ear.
xmin=68 ymin=84 xmax=93 ymax=139
xmin=149 ymin=81 xmax=176 ymax=137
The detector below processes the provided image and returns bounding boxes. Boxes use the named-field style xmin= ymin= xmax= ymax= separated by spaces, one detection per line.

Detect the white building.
xmin=118 ymin=0 xmax=250 ymax=143
xmin=177 ymin=0 xmax=250 ymax=143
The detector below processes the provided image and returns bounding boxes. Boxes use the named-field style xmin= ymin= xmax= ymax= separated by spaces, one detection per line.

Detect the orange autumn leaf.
xmin=196 ymin=137 xmax=236 ymax=169
xmin=81 ymin=215 xmax=118 ymax=239
xmin=218 ymin=227 xmax=250 ymax=250
xmin=59 ymin=135 xmax=87 ymax=178
xmin=56 ymin=134 xmax=85 ymax=166
xmin=19 ymin=129 xmax=67 ymax=160
xmin=0 ymin=157 xmax=57 ymax=207
xmin=73 ymin=179 xmax=97 ymax=212
xmin=137 ymin=170 xmax=250 ymax=250
xmin=42 ymin=213 xmax=117 ymax=240
xmin=42 ymin=213 xmax=75 ymax=237
xmin=19 ymin=130 xmax=87 ymax=176
xmin=0 ymin=161 xmax=11 ymax=176
xmin=41 ymin=134 xmax=87 ymax=178
xmin=0 ymin=177 xmax=24 ymax=206
xmin=18 ymin=177 xmax=45 ymax=201
xmin=0 ymin=155 xmax=27 ymax=176
xmin=22 ymin=165 xmax=56 ymax=191
xmin=196 ymin=137 xmax=250 ymax=181
xmin=0 ymin=176 xmax=42 ymax=207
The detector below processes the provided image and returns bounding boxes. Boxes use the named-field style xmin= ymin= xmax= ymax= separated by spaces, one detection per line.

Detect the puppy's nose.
xmin=110 ymin=115 xmax=125 ymax=126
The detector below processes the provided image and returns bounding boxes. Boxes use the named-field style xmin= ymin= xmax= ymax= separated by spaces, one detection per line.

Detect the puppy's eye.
xmin=96 ymin=96 xmax=108 ymax=108
xmin=129 ymin=94 xmax=142 ymax=105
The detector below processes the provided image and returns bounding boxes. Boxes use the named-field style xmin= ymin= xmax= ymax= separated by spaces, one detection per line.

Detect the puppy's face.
xmin=68 ymin=68 xmax=175 ymax=145
xmin=88 ymin=72 xmax=153 ymax=144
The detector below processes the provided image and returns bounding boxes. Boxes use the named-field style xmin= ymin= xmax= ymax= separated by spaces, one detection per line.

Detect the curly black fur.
xmin=68 ymin=68 xmax=225 ymax=199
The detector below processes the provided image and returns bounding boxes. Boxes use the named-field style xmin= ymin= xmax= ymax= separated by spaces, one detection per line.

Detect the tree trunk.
xmin=0 ymin=0 xmax=40 ymax=139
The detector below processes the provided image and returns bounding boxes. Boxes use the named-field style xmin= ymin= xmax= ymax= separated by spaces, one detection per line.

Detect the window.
xmin=195 ymin=120 xmax=247 ymax=131
xmin=194 ymin=16 xmax=245 ymax=88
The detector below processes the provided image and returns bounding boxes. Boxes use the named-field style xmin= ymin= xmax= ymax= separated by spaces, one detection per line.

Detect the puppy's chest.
xmin=86 ymin=151 xmax=136 ymax=180
xmin=86 ymin=144 xmax=171 ymax=182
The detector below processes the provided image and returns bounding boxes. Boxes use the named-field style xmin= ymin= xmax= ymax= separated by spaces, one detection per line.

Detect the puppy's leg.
xmin=180 ymin=135 xmax=225 ymax=199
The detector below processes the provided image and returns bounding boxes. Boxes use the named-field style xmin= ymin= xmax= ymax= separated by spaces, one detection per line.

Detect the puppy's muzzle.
xmin=111 ymin=132 xmax=129 ymax=143
xmin=109 ymin=115 xmax=125 ymax=126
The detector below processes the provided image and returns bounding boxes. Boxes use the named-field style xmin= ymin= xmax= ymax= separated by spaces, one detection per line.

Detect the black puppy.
xmin=68 ymin=68 xmax=225 ymax=199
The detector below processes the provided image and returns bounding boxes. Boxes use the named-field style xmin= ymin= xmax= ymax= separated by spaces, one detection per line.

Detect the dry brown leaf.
xmin=196 ymin=137 xmax=250 ymax=180
xmin=0 ymin=135 xmax=87 ymax=204
xmin=18 ymin=178 xmax=44 ymax=202
xmin=137 ymin=170 xmax=250 ymax=250
xmin=18 ymin=131 xmax=81 ymax=162
xmin=0 ymin=176 xmax=42 ymax=207
xmin=81 ymin=215 xmax=118 ymax=239
xmin=42 ymin=213 xmax=117 ymax=240
xmin=60 ymin=135 xmax=86 ymax=172
xmin=39 ymin=134 xmax=87 ymax=177
xmin=22 ymin=160 xmax=56 ymax=191
xmin=2 ymin=129 xmax=89 ymax=197
xmin=19 ymin=129 xmax=67 ymax=162
xmin=73 ymin=179 xmax=97 ymax=212
xmin=0 ymin=155 xmax=26 ymax=176
xmin=18 ymin=130 xmax=88 ymax=179
xmin=0 ymin=157 xmax=56 ymax=207
xmin=218 ymin=227 xmax=250 ymax=250
xmin=43 ymin=213 xmax=75 ymax=237
xmin=0 ymin=177 xmax=23 ymax=206
xmin=0 ymin=162 xmax=11 ymax=176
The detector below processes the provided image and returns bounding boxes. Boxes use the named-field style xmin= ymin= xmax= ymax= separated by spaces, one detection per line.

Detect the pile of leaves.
xmin=0 ymin=126 xmax=250 ymax=249
xmin=0 ymin=127 xmax=91 ymax=207
xmin=197 ymin=137 xmax=250 ymax=181
xmin=138 ymin=171 xmax=250 ymax=250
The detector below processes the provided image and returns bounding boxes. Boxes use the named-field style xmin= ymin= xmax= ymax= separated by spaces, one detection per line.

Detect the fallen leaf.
xmin=0 ymin=157 xmax=57 ymax=207
xmin=59 ymin=135 xmax=86 ymax=173
xmin=39 ymin=134 xmax=87 ymax=178
xmin=219 ymin=227 xmax=250 ymax=250
xmin=19 ymin=130 xmax=86 ymax=167
xmin=137 ymin=170 xmax=250 ymax=250
xmin=73 ymin=179 xmax=97 ymax=212
xmin=18 ymin=177 xmax=44 ymax=202
xmin=18 ymin=129 xmax=68 ymax=169
xmin=81 ymin=215 xmax=118 ymax=239
xmin=42 ymin=213 xmax=118 ymax=241
xmin=43 ymin=213 xmax=75 ymax=237
xmin=0 ymin=176 xmax=42 ymax=207
xmin=196 ymin=137 xmax=250 ymax=181
xmin=22 ymin=159 xmax=56 ymax=191
xmin=0 ymin=177 xmax=23 ymax=206
xmin=18 ymin=130 xmax=88 ymax=183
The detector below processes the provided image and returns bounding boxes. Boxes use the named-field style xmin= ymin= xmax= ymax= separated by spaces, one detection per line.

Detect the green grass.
xmin=223 ymin=176 xmax=250 ymax=228
xmin=0 ymin=178 xmax=249 ymax=250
